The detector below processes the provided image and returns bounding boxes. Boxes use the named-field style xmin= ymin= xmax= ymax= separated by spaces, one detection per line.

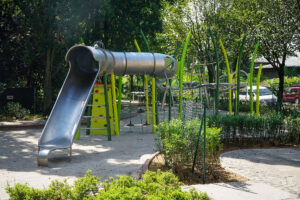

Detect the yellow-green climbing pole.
xmin=117 ymin=76 xmax=122 ymax=129
xmin=256 ymin=64 xmax=263 ymax=117
xmin=250 ymin=41 xmax=260 ymax=115
xmin=178 ymin=31 xmax=192 ymax=120
xmin=235 ymin=59 xmax=239 ymax=115
xmin=75 ymin=124 xmax=81 ymax=140
xmin=134 ymin=39 xmax=150 ymax=125
xmin=111 ymin=73 xmax=119 ymax=136
xmin=219 ymin=39 xmax=232 ymax=116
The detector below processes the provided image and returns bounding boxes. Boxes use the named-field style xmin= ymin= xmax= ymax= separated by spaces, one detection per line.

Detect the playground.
xmin=1 ymin=1 xmax=300 ymax=198
xmin=0 ymin=111 xmax=155 ymax=199
xmin=0 ymin=111 xmax=299 ymax=199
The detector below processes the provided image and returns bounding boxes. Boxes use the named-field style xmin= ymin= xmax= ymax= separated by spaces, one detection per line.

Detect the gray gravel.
xmin=220 ymin=148 xmax=300 ymax=196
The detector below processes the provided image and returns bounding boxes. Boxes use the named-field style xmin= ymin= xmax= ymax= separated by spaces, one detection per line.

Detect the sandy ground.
xmin=0 ymin=112 xmax=156 ymax=199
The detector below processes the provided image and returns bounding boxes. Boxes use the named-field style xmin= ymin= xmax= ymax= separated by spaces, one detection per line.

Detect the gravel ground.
xmin=220 ymin=148 xmax=300 ymax=198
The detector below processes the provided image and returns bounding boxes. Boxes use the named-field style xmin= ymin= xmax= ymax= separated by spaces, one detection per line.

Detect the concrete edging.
xmin=140 ymin=151 xmax=160 ymax=176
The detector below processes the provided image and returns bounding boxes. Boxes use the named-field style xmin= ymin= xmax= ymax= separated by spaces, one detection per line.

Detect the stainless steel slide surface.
xmin=38 ymin=47 xmax=99 ymax=166
xmin=37 ymin=44 xmax=177 ymax=166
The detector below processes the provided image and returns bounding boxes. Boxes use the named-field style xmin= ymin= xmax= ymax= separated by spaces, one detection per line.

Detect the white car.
xmin=239 ymin=86 xmax=277 ymax=104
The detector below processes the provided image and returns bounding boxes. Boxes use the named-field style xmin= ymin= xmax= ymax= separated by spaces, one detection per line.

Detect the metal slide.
xmin=38 ymin=44 xmax=177 ymax=166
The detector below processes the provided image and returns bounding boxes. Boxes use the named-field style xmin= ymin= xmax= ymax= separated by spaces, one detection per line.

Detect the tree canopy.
xmin=0 ymin=0 xmax=172 ymax=112
xmin=1 ymin=0 xmax=299 ymax=112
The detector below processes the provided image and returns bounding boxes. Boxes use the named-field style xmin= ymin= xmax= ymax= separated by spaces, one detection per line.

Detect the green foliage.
xmin=72 ymin=170 xmax=100 ymax=199
xmin=155 ymin=118 xmax=222 ymax=173
xmin=218 ymin=98 xmax=276 ymax=115
xmin=286 ymin=117 xmax=300 ymax=144
xmin=4 ymin=102 xmax=30 ymax=119
xmin=6 ymin=170 xmax=209 ymax=200
xmin=1 ymin=0 xmax=176 ymax=113
xmin=207 ymin=113 xmax=300 ymax=145
xmin=263 ymin=76 xmax=300 ymax=95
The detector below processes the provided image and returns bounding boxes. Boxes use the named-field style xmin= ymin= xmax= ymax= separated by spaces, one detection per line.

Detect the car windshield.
xmin=253 ymin=88 xmax=272 ymax=96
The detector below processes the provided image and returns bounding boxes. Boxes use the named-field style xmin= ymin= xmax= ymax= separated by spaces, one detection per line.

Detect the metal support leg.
xmin=37 ymin=149 xmax=51 ymax=167
xmin=69 ymin=147 xmax=72 ymax=162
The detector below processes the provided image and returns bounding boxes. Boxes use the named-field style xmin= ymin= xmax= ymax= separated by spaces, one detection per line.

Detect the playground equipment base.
xmin=38 ymin=147 xmax=72 ymax=167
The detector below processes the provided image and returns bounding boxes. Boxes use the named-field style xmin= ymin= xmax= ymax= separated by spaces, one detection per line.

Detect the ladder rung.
xmin=81 ymin=128 xmax=106 ymax=130
xmin=82 ymin=116 xmax=104 ymax=118
xmin=86 ymin=104 xmax=104 ymax=106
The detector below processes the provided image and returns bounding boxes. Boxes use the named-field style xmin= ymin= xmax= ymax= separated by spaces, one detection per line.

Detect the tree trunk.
xmin=43 ymin=48 xmax=52 ymax=113
xmin=277 ymin=65 xmax=285 ymax=111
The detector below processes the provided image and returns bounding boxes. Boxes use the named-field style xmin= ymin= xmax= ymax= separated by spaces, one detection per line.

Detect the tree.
xmin=2 ymin=0 xmax=171 ymax=113
xmin=11 ymin=0 xmax=81 ymax=112
xmin=217 ymin=0 xmax=300 ymax=109
xmin=254 ymin=0 xmax=300 ymax=110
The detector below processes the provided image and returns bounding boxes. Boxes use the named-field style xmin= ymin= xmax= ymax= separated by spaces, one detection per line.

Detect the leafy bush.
xmin=4 ymin=102 xmax=30 ymax=119
xmin=263 ymin=75 xmax=300 ymax=95
xmin=155 ymin=118 xmax=222 ymax=174
xmin=207 ymin=113 xmax=298 ymax=145
xmin=281 ymin=103 xmax=300 ymax=118
xmin=6 ymin=170 xmax=209 ymax=200
xmin=286 ymin=117 xmax=300 ymax=144
xmin=218 ymin=98 xmax=276 ymax=114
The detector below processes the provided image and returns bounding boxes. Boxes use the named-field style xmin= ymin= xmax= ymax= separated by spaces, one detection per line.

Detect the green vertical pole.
xmin=134 ymin=39 xmax=150 ymax=125
xmin=169 ymin=41 xmax=182 ymax=122
xmin=208 ymin=28 xmax=219 ymax=115
xmin=205 ymin=46 xmax=215 ymax=82
xmin=140 ymin=29 xmax=159 ymax=125
xmin=191 ymin=110 xmax=204 ymax=173
xmin=168 ymin=79 xmax=172 ymax=122
xmin=117 ymin=75 xmax=122 ymax=129
xmin=179 ymin=31 xmax=192 ymax=120
xmin=202 ymin=99 xmax=206 ymax=184
xmin=152 ymin=77 xmax=156 ymax=133
xmin=103 ymin=73 xmax=112 ymax=141
xmin=236 ymin=34 xmax=247 ymax=115
xmin=86 ymin=95 xmax=93 ymax=135
xmin=145 ymin=74 xmax=150 ymax=125
xmin=111 ymin=73 xmax=119 ymax=136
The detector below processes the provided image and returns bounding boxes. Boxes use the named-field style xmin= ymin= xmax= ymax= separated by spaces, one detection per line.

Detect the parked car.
xmin=239 ymin=86 xmax=277 ymax=104
xmin=283 ymin=86 xmax=300 ymax=103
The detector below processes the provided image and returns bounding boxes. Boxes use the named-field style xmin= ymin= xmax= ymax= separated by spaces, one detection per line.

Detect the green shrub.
xmin=219 ymin=98 xmax=276 ymax=114
xmin=6 ymin=170 xmax=209 ymax=200
xmin=155 ymin=118 xmax=222 ymax=174
xmin=4 ymin=102 xmax=30 ymax=119
xmin=263 ymin=76 xmax=300 ymax=95
xmin=286 ymin=117 xmax=300 ymax=144
xmin=207 ymin=113 xmax=292 ymax=145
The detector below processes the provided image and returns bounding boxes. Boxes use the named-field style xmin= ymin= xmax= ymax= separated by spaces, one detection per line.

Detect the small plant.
xmin=4 ymin=102 xmax=30 ymax=119
xmin=6 ymin=170 xmax=209 ymax=200
xmin=286 ymin=117 xmax=300 ymax=144
xmin=207 ymin=113 xmax=294 ymax=145
xmin=155 ymin=118 xmax=222 ymax=175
